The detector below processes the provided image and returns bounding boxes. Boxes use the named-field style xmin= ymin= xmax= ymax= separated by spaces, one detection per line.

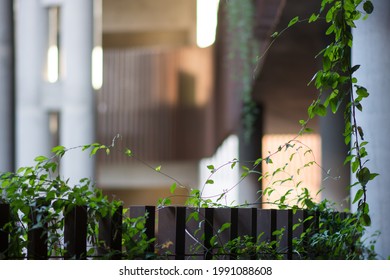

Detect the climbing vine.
xmin=0 ymin=0 xmax=379 ymax=260
xmin=223 ymin=0 xmax=377 ymax=225
xmin=308 ymin=0 xmax=375 ymax=226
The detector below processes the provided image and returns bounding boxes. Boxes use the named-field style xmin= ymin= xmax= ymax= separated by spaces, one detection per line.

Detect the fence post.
xmin=158 ymin=206 xmax=186 ymax=259
xmin=257 ymin=209 xmax=276 ymax=259
xmin=129 ymin=205 xmax=156 ymax=253
xmin=276 ymin=209 xmax=293 ymax=259
xmin=211 ymin=208 xmax=238 ymax=259
xmin=257 ymin=209 xmax=276 ymax=242
xmin=99 ymin=205 xmax=123 ymax=259
xmin=28 ymin=203 xmax=48 ymax=260
xmin=292 ymin=209 xmax=309 ymax=259
xmin=237 ymin=208 xmax=257 ymax=238
xmin=64 ymin=205 xmax=87 ymax=259
xmin=0 ymin=203 xmax=10 ymax=258
xmin=185 ymin=207 xmax=214 ymax=260
xmin=237 ymin=208 xmax=257 ymax=259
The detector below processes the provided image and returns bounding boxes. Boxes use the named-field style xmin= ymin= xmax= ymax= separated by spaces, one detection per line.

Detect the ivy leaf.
xmin=309 ymin=13 xmax=319 ymax=23
xmin=370 ymin=173 xmax=379 ymax=180
xmin=360 ymin=213 xmax=371 ymax=226
xmin=351 ymin=64 xmax=361 ymax=73
xmin=357 ymin=126 xmax=364 ymax=140
xmin=254 ymin=158 xmax=262 ymax=166
xmin=356 ymin=86 xmax=369 ymax=98
xmin=304 ymin=199 xmax=315 ymax=209
xmin=313 ymin=103 xmax=327 ymax=117
xmin=363 ymin=1 xmax=374 ymax=14
xmin=353 ymin=189 xmax=364 ymax=204
xmin=125 ymin=149 xmax=132 ymax=157
xmin=52 ymin=145 xmax=66 ymax=157
xmin=288 ymin=16 xmax=299 ymax=27
xmin=218 ymin=222 xmax=231 ymax=234
xmin=207 ymin=165 xmax=215 ymax=173
xmin=357 ymin=167 xmax=371 ymax=186
xmin=352 ymin=159 xmax=360 ymax=173
xmin=34 ymin=156 xmax=48 ymax=163
xmin=170 ymin=183 xmax=177 ymax=194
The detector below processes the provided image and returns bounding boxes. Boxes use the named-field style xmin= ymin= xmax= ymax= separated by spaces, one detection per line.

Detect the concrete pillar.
xmin=238 ymin=103 xmax=263 ymax=207
xmin=0 ymin=0 xmax=15 ymax=172
xmin=16 ymin=0 xmax=50 ymax=168
xmin=320 ymin=104 xmax=350 ymax=211
xmin=60 ymin=0 xmax=95 ymax=184
xmin=352 ymin=0 xmax=390 ymax=258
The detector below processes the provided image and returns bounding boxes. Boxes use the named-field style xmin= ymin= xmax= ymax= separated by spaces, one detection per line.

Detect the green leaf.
xmin=309 ymin=13 xmax=319 ymax=23
xmin=206 ymin=179 xmax=214 ymax=185
xmin=155 ymin=165 xmax=162 ymax=172
xmin=351 ymin=65 xmax=361 ymax=73
xmin=357 ymin=167 xmax=371 ymax=186
xmin=370 ymin=173 xmax=379 ymax=180
xmin=325 ymin=24 xmax=335 ymax=35
xmin=352 ymin=159 xmax=359 ymax=173
xmin=218 ymin=222 xmax=231 ymax=234
xmin=207 ymin=165 xmax=215 ymax=173
xmin=170 ymin=183 xmax=177 ymax=194
xmin=90 ymin=146 xmax=100 ymax=156
xmin=356 ymin=86 xmax=369 ymax=98
xmin=125 ymin=148 xmax=132 ymax=157
xmin=353 ymin=189 xmax=364 ymax=204
xmin=158 ymin=198 xmax=171 ymax=207
xmin=52 ymin=145 xmax=66 ymax=154
xmin=34 ymin=156 xmax=48 ymax=162
xmin=288 ymin=16 xmax=299 ymax=27
xmin=210 ymin=236 xmax=218 ymax=246
xmin=357 ymin=126 xmax=364 ymax=140
xmin=254 ymin=158 xmax=262 ymax=166
xmin=314 ymin=104 xmax=327 ymax=117
xmin=271 ymin=32 xmax=279 ymax=38
xmin=304 ymin=199 xmax=315 ymax=209
xmin=360 ymin=213 xmax=371 ymax=226
xmin=82 ymin=144 xmax=90 ymax=151
xmin=326 ymin=7 xmax=334 ymax=22
xmin=363 ymin=1 xmax=374 ymax=14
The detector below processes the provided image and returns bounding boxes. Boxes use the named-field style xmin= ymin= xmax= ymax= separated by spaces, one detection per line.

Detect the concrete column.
xmin=352 ymin=0 xmax=390 ymax=258
xmin=60 ymin=0 xmax=95 ymax=184
xmin=0 ymin=0 xmax=15 ymax=172
xmin=238 ymin=103 xmax=263 ymax=207
xmin=16 ymin=0 xmax=50 ymax=168
xmin=320 ymin=104 xmax=350 ymax=211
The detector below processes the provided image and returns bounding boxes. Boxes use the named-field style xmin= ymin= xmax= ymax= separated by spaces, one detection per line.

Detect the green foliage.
xmin=293 ymin=201 xmax=377 ymax=260
xmin=0 ymin=1 xmax=378 ymax=260
xmin=0 ymin=142 xmax=153 ymax=259
xmin=301 ymin=0 xmax=376 ymax=228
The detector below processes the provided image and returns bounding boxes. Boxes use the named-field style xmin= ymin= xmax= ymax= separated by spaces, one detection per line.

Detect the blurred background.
xmin=3 ymin=0 xmax=390 ymax=258
xmin=0 ymin=0 xmax=361 ymax=211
